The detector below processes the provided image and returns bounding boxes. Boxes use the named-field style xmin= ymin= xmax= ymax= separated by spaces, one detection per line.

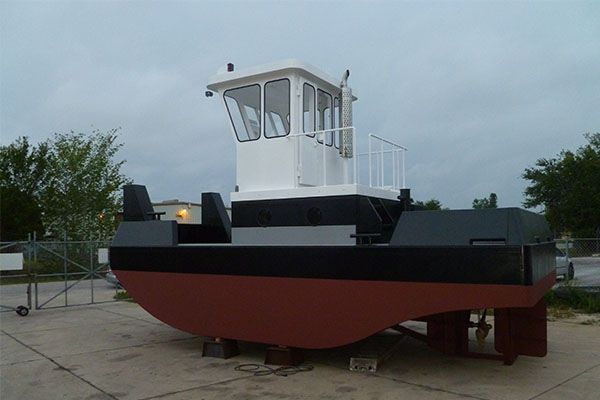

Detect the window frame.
xmin=317 ymin=89 xmax=333 ymax=146
xmin=223 ymin=83 xmax=262 ymax=143
xmin=264 ymin=78 xmax=291 ymax=139
xmin=302 ymin=83 xmax=316 ymax=138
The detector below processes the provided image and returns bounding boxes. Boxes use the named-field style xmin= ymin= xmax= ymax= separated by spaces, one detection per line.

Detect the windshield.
xmin=264 ymin=79 xmax=290 ymax=138
xmin=224 ymin=84 xmax=261 ymax=142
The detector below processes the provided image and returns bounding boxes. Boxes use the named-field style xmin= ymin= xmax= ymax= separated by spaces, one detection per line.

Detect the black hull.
xmin=110 ymin=241 xmax=555 ymax=286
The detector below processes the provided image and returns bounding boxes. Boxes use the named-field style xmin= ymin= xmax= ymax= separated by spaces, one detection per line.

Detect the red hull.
xmin=115 ymin=270 xmax=555 ymax=349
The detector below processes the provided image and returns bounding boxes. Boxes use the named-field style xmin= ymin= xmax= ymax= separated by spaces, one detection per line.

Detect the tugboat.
xmin=110 ymin=60 xmax=555 ymax=365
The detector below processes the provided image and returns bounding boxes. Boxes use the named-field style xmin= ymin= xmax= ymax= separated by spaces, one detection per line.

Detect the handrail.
xmin=369 ymin=134 xmax=408 ymax=151
xmin=368 ymin=134 xmax=408 ymax=190
xmin=287 ymin=126 xmax=355 ymax=138
xmin=287 ymin=127 xmax=406 ymax=190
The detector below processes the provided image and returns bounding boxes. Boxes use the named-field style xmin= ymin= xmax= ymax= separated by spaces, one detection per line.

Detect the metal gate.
xmin=0 ymin=234 xmax=120 ymax=314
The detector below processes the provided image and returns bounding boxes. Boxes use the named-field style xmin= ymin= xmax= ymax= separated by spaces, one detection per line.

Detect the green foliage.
xmin=545 ymin=287 xmax=600 ymax=314
xmin=41 ymin=129 xmax=131 ymax=239
xmin=0 ymin=137 xmax=49 ymax=240
xmin=0 ymin=136 xmax=50 ymax=197
xmin=523 ymin=133 xmax=600 ymax=237
xmin=1 ymin=129 xmax=131 ymax=241
xmin=472 ymin=193 xmax=498 ymax=209
xmin=114 ymin=291 xmax=134 ymax=301
xmin=0 ymin=186 xmax=44 ymax=241
xmin=414 ymin=198 xmax=447 ymax=210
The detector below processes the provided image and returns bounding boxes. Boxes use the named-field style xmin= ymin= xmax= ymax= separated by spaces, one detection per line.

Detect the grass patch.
xmin=545 ymin=286 xmax=600 ymax=315
xmin=114 ymin=290 xmax=134 ymax=302
xmin=0 ymin=276 xmax=32 ymax=285
xmin=580 ymin=318 xmax=600 ymax=326
xmin=546 ymin=303 xmax=576 ymax=319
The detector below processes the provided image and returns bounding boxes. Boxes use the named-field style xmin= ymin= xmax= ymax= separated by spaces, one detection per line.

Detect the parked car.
xmin=555 ymin=247 xmax=574 ymax=280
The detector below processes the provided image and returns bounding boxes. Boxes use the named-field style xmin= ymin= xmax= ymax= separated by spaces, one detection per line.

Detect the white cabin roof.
xmin=207 ymin=59 xmax=357 ymax=99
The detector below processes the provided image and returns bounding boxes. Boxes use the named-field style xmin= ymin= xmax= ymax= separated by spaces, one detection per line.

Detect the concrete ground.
xmin=1 ymin=301 xmax=599 ymax=400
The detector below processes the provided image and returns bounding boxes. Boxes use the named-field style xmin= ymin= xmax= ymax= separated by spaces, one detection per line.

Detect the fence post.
xmin=90 ymin=234 xmax=94 ymax=304
xmin=27 ymin=233 xmax=32 ymax=262
xmin=26 ymin=243 xmax=32 ymax=310
xmin=64 ymin=231 xmax=68 ymax=307
xmin=33 ymin=231 xmax=37 ymax=263
xmin=34 ymin=276 xmax=39 ymax=310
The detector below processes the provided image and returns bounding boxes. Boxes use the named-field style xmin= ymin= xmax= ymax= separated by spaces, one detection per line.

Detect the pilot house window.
xmin=224 ymin=84 xmax=261 ymax=142
xmin=265 ymin=79 xmax=290 ymax=138
xmin=303 ymin=83 xmax=315 ymax=137
xmin=317 ymin=89 xmax=333 ymax=146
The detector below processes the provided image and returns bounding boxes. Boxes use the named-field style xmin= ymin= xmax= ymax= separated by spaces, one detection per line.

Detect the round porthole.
xmin=307 ymin=207 xmax=322 ymax=226
xmin=257 ymin=209 xmax=272 ymax=227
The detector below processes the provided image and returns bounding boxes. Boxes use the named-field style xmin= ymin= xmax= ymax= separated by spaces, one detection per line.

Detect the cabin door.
xmin=298 ymin=136 xmax=322 ymax=186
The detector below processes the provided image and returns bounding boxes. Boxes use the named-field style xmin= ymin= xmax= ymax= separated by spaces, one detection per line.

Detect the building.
xmin=152 ymin=199 xmax=231 ymax=224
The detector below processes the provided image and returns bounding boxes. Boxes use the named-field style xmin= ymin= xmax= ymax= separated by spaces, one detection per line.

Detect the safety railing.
xmin=288 ymin=127 xmax=407 ymax=191
xmin=360 ymin=134 xmax=407 ymax=190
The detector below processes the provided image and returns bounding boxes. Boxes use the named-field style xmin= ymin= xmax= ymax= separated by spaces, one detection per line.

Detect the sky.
xmin=1 ymin=1 xmax=599 ymax=208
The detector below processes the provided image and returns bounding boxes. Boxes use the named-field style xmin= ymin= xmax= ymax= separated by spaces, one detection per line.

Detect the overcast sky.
xmin=1 ymin=1 xmax=599 ymax=208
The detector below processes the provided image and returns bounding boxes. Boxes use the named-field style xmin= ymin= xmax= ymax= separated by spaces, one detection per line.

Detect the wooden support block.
xmin=425 ymin=310 xmax=470 ymax=356
xmin=202 ymin=337 xmax=240 ymax=359
xmin=265 ymin=346 xmax=304 ymax=366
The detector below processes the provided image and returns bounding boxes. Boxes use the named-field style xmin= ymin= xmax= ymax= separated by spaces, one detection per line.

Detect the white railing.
xmin=363 ymin=134 xmax=407 ymax=190
xmin=287 ymin=127 xmax=407 ymax=190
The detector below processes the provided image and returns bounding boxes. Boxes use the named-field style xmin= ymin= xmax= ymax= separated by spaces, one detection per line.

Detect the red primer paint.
xmin=114 ymin=270 xmax=555 ymax=349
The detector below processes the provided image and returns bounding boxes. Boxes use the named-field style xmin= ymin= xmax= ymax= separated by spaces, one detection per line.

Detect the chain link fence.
xmin=556 ymin=238 xmax=600 ymax=258
xmin=1 ymin=234 xmax=120 ymax=315
xmin=555 ymin=238 xmax=600 ymax=293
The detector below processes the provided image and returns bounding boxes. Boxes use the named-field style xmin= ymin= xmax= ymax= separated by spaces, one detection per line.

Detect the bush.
xmin=114 ymin=291 xmax=134 ymax=302
xmin=545 ymin=287 xmax=600 ymax=314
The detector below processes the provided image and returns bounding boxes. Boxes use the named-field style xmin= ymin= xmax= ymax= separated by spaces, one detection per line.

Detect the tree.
xmin=1 ymin=129 xmax=131 ymax=240
xmin=473 ymin=193 xmax=498 ymax=209
xmin=0 ymin=137 xmax=49 ymax=240
xmin=41 ymin=129 xmax=131 ymax=239
xmin=414 ymin=198 xmax=447 ymax=210
xmin=523 ymin=133 xmax=600 ymax=237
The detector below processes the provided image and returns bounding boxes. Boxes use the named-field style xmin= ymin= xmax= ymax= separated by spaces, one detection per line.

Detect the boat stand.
xmin=392 ymin=299 xmax=548 ymax=365
xmin=265 ymin=346 xmax=304 ymax=366
xmin=202 ymin=337 xmax=240 ymax=359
